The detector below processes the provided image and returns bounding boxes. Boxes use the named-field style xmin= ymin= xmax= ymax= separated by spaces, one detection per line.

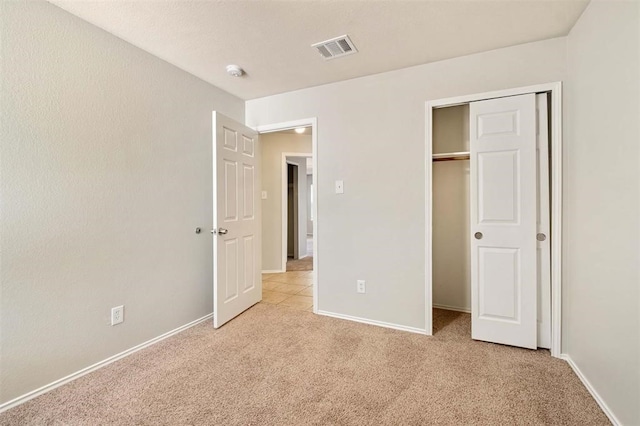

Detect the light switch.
xmin=261 ymin=191 xmax=267 ymax=200
xmin=335 ymin=180 xmax=344 ymax=194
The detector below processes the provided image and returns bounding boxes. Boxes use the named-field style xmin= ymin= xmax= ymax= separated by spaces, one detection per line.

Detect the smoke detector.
xmin=226 ymin=64 xmax=244 ymax=77
xmin=312 ymin=35 xmax=358 ymax=60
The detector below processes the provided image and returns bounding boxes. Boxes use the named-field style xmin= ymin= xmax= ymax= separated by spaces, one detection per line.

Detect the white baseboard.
xmin=262 ymin=269 xmax=285 ymax=274
xmin=560 ymin=354 xmax=620 ymax=426
xmin=433 ymin=304 xmax=471 ymax=314
xmin=317 ymin=310 xmax=427 ymax=335
xmin=0 ymin=313 xmax=213 ymax=414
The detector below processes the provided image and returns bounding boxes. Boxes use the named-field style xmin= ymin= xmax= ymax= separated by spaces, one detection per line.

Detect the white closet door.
xmin=536 ymin=94 xmax=551 ymax=349
xmin=470 ymin=94 xmax=537 ymax=349
xmin=213 ymin=112 xmax=262 ymax=328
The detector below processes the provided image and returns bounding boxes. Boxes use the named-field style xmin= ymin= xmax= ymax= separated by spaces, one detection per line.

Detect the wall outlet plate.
xmin=357 ymin=280 xmax=366 ymax=293
xmin=111 ymin=305 xmax=124 ymax=326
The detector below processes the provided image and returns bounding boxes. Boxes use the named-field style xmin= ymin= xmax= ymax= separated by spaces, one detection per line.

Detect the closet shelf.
xmin=432 ymin=151 xmax=470 ymax=162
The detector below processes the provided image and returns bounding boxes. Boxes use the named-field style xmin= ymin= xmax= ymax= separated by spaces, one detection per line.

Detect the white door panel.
xmin=536 ymin=94 xmax=551 ymax=349
xmin=470 ymin=94 xmax=537 ymax=349
xmin=223 ymin=238 xmax=239 ymax=301
xmin=478 ymin=247 xmax=520 ymax=321
xmin=478 ymin=150 xmax=519 ymax=223
xmin=213 ymin=112 xmax=261 ymax=328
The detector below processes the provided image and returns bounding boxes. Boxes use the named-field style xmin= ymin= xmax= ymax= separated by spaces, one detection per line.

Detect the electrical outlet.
xmin=111 ymin=305 xmax=124 ymax=326
xmin=357 ymin=280 xmax=366 ymax=294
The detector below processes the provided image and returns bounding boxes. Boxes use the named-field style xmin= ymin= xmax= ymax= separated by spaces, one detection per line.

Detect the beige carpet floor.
xmin=286 ymin=256 xmax=313 ymax=271
xmin=0 ymin=306 xmax=609 ymax=425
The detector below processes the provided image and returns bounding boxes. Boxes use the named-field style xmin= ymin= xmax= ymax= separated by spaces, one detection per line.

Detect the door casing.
xmin=425 ymin=82 xmax=563 ymax=357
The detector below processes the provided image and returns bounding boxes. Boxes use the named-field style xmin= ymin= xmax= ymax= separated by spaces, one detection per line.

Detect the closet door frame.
xmin=424 ymin=82 xmax=563 ymax=358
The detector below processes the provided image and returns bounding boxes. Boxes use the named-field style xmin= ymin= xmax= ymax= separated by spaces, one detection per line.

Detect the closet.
xmin=432 ymin=93 xmax=551 ymax=350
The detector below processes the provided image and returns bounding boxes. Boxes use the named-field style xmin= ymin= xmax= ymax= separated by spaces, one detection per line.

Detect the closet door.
xmin=536 ymin=93 xmax=551 ymax=349
xmin=470 ymin=94 xmax=537 ymax=349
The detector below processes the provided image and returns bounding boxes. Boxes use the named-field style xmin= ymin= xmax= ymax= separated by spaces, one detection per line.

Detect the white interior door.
xmin=213 ymin=112 xmax=261 ymax=328
xmin=536 ymin=94 xmax=551 ymax=349
xmin=470 ymin=94 xmax=537 ymax=349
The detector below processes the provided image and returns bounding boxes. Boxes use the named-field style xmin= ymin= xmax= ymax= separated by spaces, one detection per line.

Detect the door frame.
xmin=254 ymin=118 xmax=319 ymax=314
xmin=425 ymin=82 xmax=563 ymax=357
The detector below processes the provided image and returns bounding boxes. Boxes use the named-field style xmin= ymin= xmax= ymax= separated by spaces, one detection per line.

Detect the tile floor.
xmin=261 ymin=270 xmax=313 ymax=311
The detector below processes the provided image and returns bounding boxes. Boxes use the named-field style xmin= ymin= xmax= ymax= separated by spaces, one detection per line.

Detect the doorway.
xmin=287 ymin=162 xmax=299 ymax=259
xmin=255 ymin=120 xmax=318 ymax=313
xmin=425 ymin=83 xmax=562 ymax=357
xmin=285 ymin=155 xmax=313 ymax=271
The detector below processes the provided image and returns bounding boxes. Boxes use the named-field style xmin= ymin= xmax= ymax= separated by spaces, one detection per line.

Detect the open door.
xmin=212 ymin=112 xmax=261 ymax=328
xmin=287 ymin=163 xmax=299 ymax=259
xmin=470 ymin=94 xmax=537 ymax=349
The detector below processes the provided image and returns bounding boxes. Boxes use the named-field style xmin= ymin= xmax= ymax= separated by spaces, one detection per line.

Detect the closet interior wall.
xmin=432 ymin=105 xmax=471 ymax=313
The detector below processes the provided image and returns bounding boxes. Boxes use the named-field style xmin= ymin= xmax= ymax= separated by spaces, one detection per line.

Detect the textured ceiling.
xmin=50 ymin=0 xmax=589 ymax=100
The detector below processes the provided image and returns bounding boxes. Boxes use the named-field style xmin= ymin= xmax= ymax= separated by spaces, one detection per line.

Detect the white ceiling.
xmin=50 ymin=0 xmax=589 ymax=100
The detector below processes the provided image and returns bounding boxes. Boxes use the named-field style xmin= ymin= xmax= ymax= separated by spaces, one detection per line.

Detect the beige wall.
xmin=0 ymin=2 xmax=244 ymax=405
xmin=247 ymin=37 xmax=566 ymax=329
xmin=564 ymin=1 xmax=640 ymax=424
xmin=432 ymin=105 xmax=470 ymax=311
xmin=260 ymin=133 xmax=312 ymax=271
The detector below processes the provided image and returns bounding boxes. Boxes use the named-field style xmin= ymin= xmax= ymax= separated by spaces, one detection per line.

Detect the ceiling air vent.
xmin=312 ymin=35 xmax=358 ymax=60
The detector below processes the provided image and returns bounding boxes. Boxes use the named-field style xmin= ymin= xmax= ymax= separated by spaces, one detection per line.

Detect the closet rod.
xmin=432 ymin=151 xmax=470 ymax=162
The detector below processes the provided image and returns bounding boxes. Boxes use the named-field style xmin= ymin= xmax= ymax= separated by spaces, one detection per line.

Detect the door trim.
xmin=254 ymin=118 xmax=319 ymax=314
xmin=425 ymin=82 xmax=563 ymax=357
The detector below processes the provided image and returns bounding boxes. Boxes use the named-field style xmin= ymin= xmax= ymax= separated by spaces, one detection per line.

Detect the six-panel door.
xmin=470 ymin=94 xmax=538 ymax=349
xmin=213 ymin=112 xmax=261 ymax=328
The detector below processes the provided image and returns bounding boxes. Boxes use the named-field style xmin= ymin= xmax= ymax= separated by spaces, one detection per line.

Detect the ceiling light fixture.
xmin=294 ymin=127 xmax=306 ymax=134
xmin=226 ymin=64 xmax=244 ymax=77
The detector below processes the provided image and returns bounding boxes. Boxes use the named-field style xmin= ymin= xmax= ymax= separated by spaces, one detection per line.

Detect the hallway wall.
xmin=260 ymin=133 xmax=311 ymax=271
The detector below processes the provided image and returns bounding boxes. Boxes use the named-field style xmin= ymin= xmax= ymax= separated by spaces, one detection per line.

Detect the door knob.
xmin=474 ymin=232 xmax=483 ymax=240
xmin=537 ymin=233 xmax=547 ymax=241
xmin=217 ymin=228 xmax=228 ymax=235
